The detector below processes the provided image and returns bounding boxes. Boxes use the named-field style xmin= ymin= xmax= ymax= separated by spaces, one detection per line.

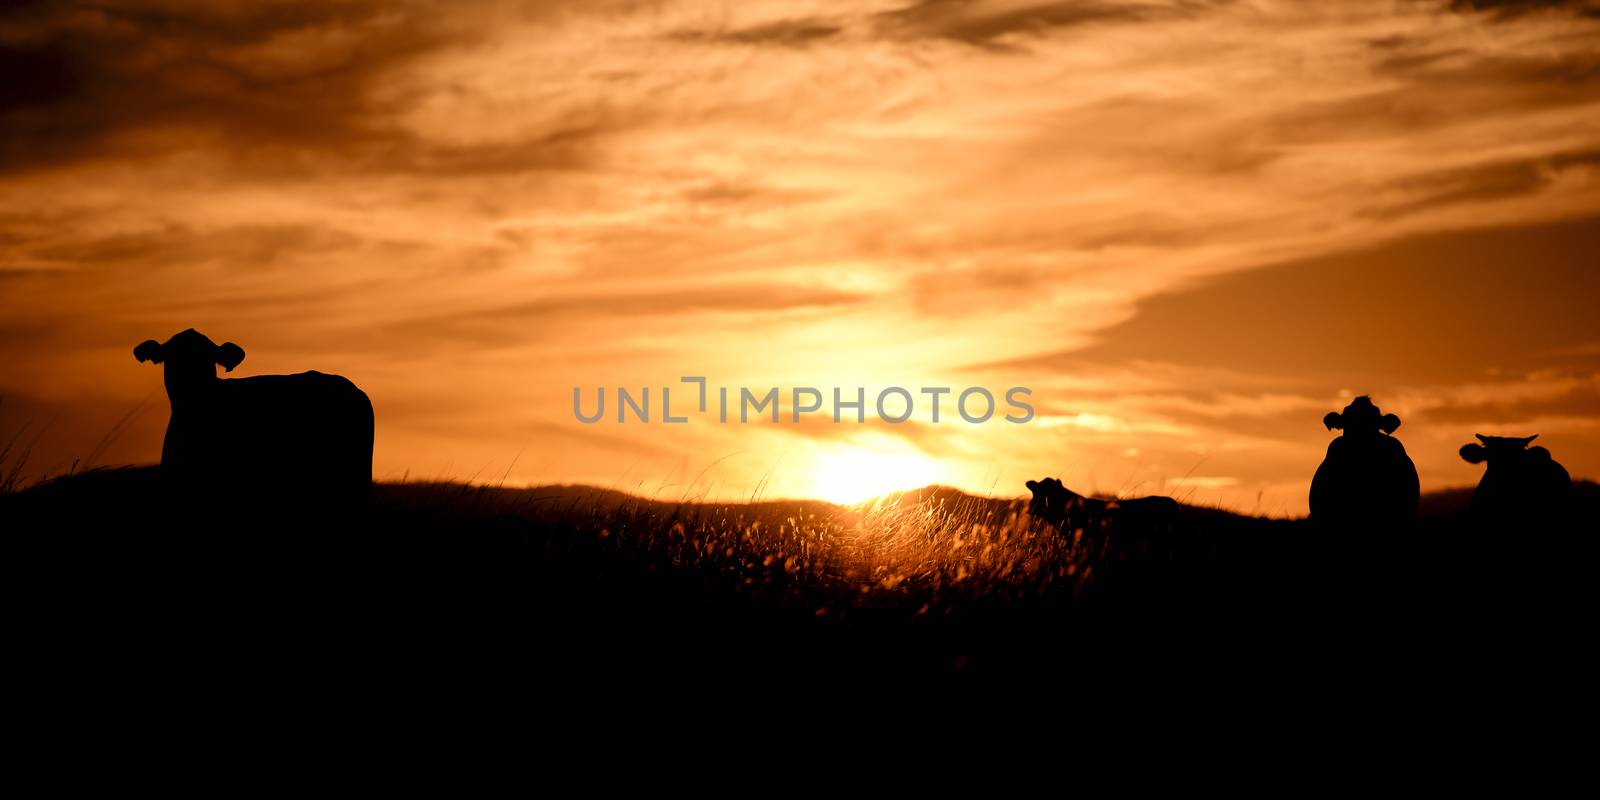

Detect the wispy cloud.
xmin=1447 ymin=0 xmax=1600 ymax=20
xmin=665 ymin=17 xmax=847 ymax=46
xmin=873 ymin=0 xmax=1224 ymax=49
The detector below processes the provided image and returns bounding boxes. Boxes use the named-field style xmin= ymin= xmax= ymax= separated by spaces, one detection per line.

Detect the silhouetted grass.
xmin=7 ymin=466 xmax=1594 ymax=694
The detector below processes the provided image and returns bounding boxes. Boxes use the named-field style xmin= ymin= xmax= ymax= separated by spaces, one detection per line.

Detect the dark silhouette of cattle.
xmin=1025 ymin=477 xmax=1193 ymax=600
xmin=1459 ymin=434 xmax=1574 ymax=528
xmin=1025 ymin=477 xmax=1180 ymax=555
xmin=1309 ymin=396 xmax=1418 ymax=531
xmin=134 ymin=328 xmax=373 ymax=515
xmin=1026 ymin=477 xmax=1179 ymax=531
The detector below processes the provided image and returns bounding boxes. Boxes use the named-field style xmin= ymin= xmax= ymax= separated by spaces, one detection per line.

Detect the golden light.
xmin=803 ymin=441 xmax=947 ymax=506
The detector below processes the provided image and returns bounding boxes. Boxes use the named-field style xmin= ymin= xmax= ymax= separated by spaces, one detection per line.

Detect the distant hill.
xmin=9 ymin=465 xmax=1593 ymax=521
xmin=4 ymin=463 xmax=1594 ymax=691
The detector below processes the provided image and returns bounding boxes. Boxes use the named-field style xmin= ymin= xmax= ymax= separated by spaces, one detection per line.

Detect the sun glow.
xmin=804 ymin=443 xmax=947 ymax=506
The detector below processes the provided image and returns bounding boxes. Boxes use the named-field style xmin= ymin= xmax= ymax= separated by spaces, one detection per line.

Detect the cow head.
xmin=1459 ymin=433 xmax=1538 ymax=465
xmin=1026 ymin=477 xmax=1085 ymax=526
xmin=134 ymin=328 xmax=246 ymax=400
xmin=1323 ymin=395 xmax=1400 ymax=437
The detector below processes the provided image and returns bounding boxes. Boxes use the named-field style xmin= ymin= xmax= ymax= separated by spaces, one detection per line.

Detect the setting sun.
xmin=805 ymin=442 xmax=947 ymax=505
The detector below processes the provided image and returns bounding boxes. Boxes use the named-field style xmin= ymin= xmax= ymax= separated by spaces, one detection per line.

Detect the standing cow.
xmin=1026 ymin=477 xmax=1179 ymax=533
xmin=1025 ymin=477 xmax=1181 ymax=561
xmin=134 ymin=328 xmax=374 ymax=516
xmin=1459 ymin=434 xmax=1574 ymax=528
xmin=1309 ymin=396 xmax=1419 ymax=531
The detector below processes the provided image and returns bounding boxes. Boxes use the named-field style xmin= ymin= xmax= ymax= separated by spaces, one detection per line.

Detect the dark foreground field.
xmin=6 ymin=467 xmax=1595 ymax=712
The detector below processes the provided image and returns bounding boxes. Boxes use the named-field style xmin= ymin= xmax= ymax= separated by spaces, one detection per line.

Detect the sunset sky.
xmin=3 ymin=0 xmax=1598 ymax=513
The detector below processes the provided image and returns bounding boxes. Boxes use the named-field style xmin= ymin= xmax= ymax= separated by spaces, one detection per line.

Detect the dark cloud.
xmin=1447 ymin=0 xmax=1600 ymax=18
xmin=359 ymin=124 xmax=610 ymax=177
xmin=1366 ymin=45 xmax=1471 ymax=75
xmin=0 ymin=1 xmax=612 ymax=176
xmin=0 ymin=1 xmax=438 ymax=172
xmin=1361 ymin=149 xmax=1600 ymax=220
xmin=1415 ymin=384 xmax=1600 ymax=425
xmin=1273 ymin=49 xmax=1600 ymax=144
xmin=1370 ymin=40 xmax=1600 ymax=86
xmin=987 ymin=215 xmax=1600 ymax=387
xmin=665 ymin=17 xmax=845 ymax=46
xmin=1287 ymin=18 xmax=1600 ymax=146
xmin=874 ymin=0 xmax=1223 ymax=49
xmin=21 ymin=222 xmax=361 ymax=271
xmin=678 ymin=179 xmax=828 ymax=209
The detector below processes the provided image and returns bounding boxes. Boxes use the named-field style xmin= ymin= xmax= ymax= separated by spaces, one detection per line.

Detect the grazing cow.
xmin=1459 ymin=434 xmax=1574 ymax=527
xmin=1026 ymin=477 xmax=1180 ymax=548
xmin=1309 ymin=396 xmax=1419 ymax=531
xmin=134 ymin=328 xmax=374 ymax=514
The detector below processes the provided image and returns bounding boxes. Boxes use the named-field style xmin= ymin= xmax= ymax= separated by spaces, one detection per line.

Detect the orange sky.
xmin=3 ymin=0 xmax=1599 ymax=513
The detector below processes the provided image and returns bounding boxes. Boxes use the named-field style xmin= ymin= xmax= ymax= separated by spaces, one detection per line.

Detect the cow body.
xmin=136 ymin=329 xmax=373 ymax=515
xmin=1309 ymin=434 xmax=1419 ymax=528
xmin=1308 ymin=396 xmax=1418 ymax=531
xmin=1027 ymin=478 xmax=1178 ymax=531
xmin=163 ymin=372 xmax=374 ymax=497
xmin=1025 ymin=476 xmax=1180 ymax=559
xmin=1460 ymin=435 xmax=1574 ymax=529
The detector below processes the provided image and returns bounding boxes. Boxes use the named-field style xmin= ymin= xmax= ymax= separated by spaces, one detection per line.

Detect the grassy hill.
xmin=6 ymin=466 xmax=1594 ymax=697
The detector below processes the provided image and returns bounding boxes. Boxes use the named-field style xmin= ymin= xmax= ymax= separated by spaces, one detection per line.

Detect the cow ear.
xmin=1460 ymin=444 xmax=1486 ymax=464
xmin=1379 ymin=413 xmax=1401 ymax=434
xmin=1475 ymin=433 xmax=1489 ymax=443
xmin=1026 ymin=480 xmax=1039 ymax=491
xmin=134 ymin=340 xmax=164 ymax=364
xmin=215 ymin=342 xmax=245 ymax=373
xmin=1323 ymin=412 xmax=1343 ymax=431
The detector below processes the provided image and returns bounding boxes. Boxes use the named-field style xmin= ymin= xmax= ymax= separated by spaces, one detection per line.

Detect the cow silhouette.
xmin=1025 ymin=477 xmax=1180 ymax=556
xmin=134 ymin=328 xmax=373 ymax=515
xmin=1309 ymin=396 xmax=1419 ymax=531
xmin=1459 ymin=434 xmax=1574 ymax=527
